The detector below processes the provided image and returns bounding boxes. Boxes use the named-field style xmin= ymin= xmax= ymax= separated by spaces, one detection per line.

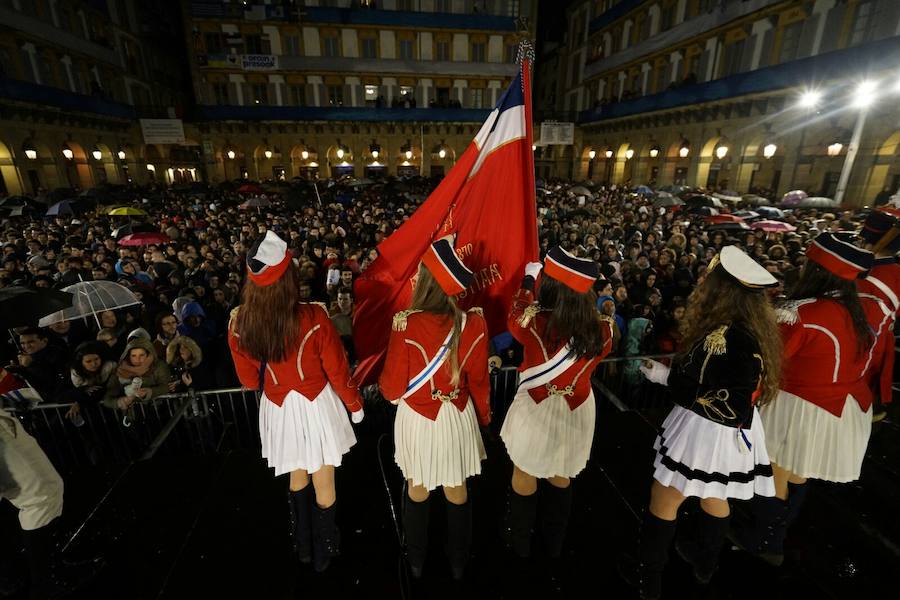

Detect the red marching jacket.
xmin=379 ymin=308 xmax=491 ymax=426
xmin=777 ymin=297 xmax=875 ymax=416
xmin=228 ymin=303 xmax=363 ymax=412
xmin=857 ymin=257 xmax=900 ymax=405
xmin=508 ymin=285 xmax=614 ymax=410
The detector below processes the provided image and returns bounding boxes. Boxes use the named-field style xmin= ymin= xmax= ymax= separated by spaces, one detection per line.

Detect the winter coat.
xmin=102 ymin=338 xmax=172 ymax=408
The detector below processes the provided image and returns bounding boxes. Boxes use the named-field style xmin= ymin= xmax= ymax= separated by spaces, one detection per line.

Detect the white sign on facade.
xmin=241 ymin=54 xmax=278 ymax=70
xmin=539 ymin=122 xmax=575 ymax=145
xmin=140 ymin=119 xmax=186 ymax=145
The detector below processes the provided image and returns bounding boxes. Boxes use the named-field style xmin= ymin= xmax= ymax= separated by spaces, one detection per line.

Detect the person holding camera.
xmin=166 ymin=335 xmax=213 ymax=392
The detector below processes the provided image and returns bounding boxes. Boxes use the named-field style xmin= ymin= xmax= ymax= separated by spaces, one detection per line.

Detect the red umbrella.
xmin=705 ymin=214 xmax=744 ymax=224
xmin=118 ymin=232 xmax=172 ymax=246
xmin=237 ymin=183 xmax=263 ymax=194
xmin=750 ymin=220 xmax=797 ymax=233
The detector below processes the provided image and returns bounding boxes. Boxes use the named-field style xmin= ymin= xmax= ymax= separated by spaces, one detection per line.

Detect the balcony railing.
xmin=0 ymin=77 xmax=136 ymax=120
xmin=193 ymin=104 xmax=491 ymax=122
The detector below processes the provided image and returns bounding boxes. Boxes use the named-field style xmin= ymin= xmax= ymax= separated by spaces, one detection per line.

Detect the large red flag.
xmin=352 ymin=53 xmax=538 ymax=385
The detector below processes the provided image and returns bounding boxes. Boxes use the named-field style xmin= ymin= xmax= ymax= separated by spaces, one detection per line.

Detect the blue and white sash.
xmin=517 ymin=342 xmax=578 ymax=393
xmin=399 ymin=314 xmax=467 ymax=402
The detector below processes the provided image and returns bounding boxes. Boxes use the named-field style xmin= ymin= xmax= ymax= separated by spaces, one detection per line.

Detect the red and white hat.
xmin=806 ymin=232 xmax=874 ymax=280
xmin=543 ymin=246 xmax=598 ymax=293
xmin=247 ymin=230 xmax=292 ymax=286
xmin=421 ymin=235 xmax=474 ymax=296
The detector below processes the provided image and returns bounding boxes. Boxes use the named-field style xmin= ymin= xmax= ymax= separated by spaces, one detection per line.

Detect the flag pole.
xmin=517 ymin=39 xmax=538 ymax=257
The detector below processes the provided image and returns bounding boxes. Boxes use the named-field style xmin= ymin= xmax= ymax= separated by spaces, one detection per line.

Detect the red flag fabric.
xmin=352 ymin=60 xmax=538 ymax=385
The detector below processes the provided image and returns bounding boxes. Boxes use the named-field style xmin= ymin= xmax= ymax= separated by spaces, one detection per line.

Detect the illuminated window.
xmin=365 ymin=85 xmax=378 ymax=101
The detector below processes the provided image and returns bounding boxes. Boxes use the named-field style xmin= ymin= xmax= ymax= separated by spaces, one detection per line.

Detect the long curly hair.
xmin=233 ymin=262 xmax=303 ymax=363
xmin=785 ymin=260 xmax=873 ymax=356
xmin=537 ymin=275 xmax=606 ymax=359
xmin=678 ymin=268 xmax=782 ymax=405
xmin=410 ymin=264 xmax=465 ymax=386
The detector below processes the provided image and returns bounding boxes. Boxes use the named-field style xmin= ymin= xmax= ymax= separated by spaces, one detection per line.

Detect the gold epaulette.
xmin=703 ymin=325 xmax=729 ymax=356
xmin=392 ymin=309 xmax=422 ymax=331
xmin=228 ymin=306 xmax=240 ymax=334
xmin=517 ymin=304 xmax=541 ymax=327
xmin=467 ymin=307 xmax=484 ymax=316
xmin=599 ymin=314 xmax=615 ymax=326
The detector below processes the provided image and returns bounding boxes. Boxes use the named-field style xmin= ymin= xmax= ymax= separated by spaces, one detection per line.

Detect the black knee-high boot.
xmin=311 ymin=502 xmax=340 ymax=573
xmin=675 ymin=511 xmax=730 ymax=584
xmin=403 ymin=496 xmax=430 ymax=578
xmin=289 ymin=487 xmax=312 ymax=564
xmin=445 ymin=499 xmax=472 ymax=580
xmin=539 ymin=484 xmax=573 ymax=559
xmin=731 ymin=495 xmax=790 ymax=566
xmin=637 ymin=513 xmax=677 ymax=600
xmin=506 ymin=489 xmax=538 ymax=558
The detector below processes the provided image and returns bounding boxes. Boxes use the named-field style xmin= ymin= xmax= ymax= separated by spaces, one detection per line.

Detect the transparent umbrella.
xmin=38 ymin=281 xmax=141 ymax=329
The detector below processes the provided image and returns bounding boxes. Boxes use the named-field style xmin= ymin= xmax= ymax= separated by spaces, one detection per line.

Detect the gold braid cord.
xmin=392 ymin=309 xmax=422 ymax=332
xmin=517 ymin=304 xmax=541 ymax=327
xmin=467 ymin=307 xmax=484 ymax=316
xmin=703 ymin=325 xmax=729 ymax=356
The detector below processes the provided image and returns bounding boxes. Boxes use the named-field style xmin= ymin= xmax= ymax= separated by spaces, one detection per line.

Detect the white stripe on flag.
xmin=469 ymin=105 xmax=526 ymax=179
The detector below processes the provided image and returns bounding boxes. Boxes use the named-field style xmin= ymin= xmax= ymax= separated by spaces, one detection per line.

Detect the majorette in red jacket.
xmin=228 ymin=303 xmax=363 ymax=412
xmin=508 ymin=281 xmax=614 ymax=411
xmin=378 ymin=307 xmax=491 ymax=426
xmin=857 ymin=257 xmax=900 ymax=405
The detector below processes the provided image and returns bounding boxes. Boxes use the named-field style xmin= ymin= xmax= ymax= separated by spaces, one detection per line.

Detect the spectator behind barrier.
xmin=166 ymin=335 xmax=213 ymax=392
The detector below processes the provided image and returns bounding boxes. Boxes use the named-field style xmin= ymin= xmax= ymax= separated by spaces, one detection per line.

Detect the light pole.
xmin=834 ymin=81 xmax=876 ymax=204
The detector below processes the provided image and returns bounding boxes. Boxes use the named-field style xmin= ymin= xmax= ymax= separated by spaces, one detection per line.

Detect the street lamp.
xmin=301 ymin=149 xmax=309 ymax=160
xmin=588 ymin=149 xmax=596 ymax=160
xmin=117 ymin=149 xmax=126 ymax=160
xmin=532 ymin=144 xmax=536 ymax=151
xmin=264 ymin=148 xmax=273 ymax=159
xmin=336 ymin=147 xmax=345 ymax=160
xmin=438 ymin=148 xmax=447 ymax=159
xmin=763 ymin=143 xmax=777 ymax=159
xmin=23 ymin=142 xmax=37 ymax=160
xmin=715 ymin=145 xmax=728 ymax=160
xmin=649 ymin=145 xmax=660 ymax=159
xmin=798 ymin=89 xmax=823 ymax=109
xmin=604 ymin=147 xmax=613 ymax=159
xmin=369 ymin=142 xmax=380 ymax=159
xmin=226 ymin=149 xmax=236 ymax=160
xmin=406 ymin=149 xmax=413 ymax=160
xmin=624 ymin=148 xmax=634 ymax=160
xmin=62 ymin=144 xmax=74 ymax=160
xmin=827 ymin=142 xmax=843 ymax=157
xmin=91 ymin=147 xmax=102 ymax=161
xmin=678 ymin=140 xmax=690 ymax=158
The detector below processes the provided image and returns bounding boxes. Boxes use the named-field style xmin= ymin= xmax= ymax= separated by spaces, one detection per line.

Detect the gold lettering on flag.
xmin=458 ymin=263 xmax=504 ymax=299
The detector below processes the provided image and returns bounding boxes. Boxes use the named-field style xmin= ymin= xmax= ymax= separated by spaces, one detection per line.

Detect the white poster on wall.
xmin=241 ymin=54 xmax=278 ymax=70
xmin=539 ymin=122 xmax=575 ymax=145
xmin=140 ymin=119 xmax=186 ymax=145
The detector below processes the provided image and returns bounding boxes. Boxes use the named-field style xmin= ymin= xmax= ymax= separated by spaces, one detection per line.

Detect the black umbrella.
xmin=112 ymin=222 xmax=157 ymax=240
xmin=0 ymin=286 xmax=74 ymax=329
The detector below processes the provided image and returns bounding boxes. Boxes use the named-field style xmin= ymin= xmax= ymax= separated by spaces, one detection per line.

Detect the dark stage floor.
xmin=3 ymin=394 xmax=899 ymax=600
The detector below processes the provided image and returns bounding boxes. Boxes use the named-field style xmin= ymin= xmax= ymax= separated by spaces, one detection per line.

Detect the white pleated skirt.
xmin=394 ymin=400 xmax=486 ymax=491
xmin=653 ymin=405 xmax=775 ymax=500
xmin=760 ymin=391 xmax=872 ymax=483
xmin=259 ymin=385 xmax=357 ymax=477
xmin=500 ymin=388 xmax=596 ymax=479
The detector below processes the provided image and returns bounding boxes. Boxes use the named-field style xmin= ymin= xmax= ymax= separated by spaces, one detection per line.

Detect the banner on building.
xmin=241 ymin=54 xmax=278 ymax=70
xmin=140 ymin=119 xmax=186 ymax=145
xmin=539 ymin=122 xmax=575 ymax=145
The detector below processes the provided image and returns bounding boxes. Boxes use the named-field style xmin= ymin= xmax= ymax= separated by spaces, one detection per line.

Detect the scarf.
xmin=117 ymin=355 xmax=155 ymax=379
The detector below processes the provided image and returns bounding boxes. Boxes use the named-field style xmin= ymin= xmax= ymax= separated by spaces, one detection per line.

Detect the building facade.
xmin=551 ymin=0 xmax=900 ymax=205
xmin=0 ymin=0 xmax=192 ymax=195
xmin=183 ymin=0 xmax=537 ymax=181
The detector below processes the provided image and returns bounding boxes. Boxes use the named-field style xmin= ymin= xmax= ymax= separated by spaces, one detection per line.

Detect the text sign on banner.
xmin=539 ymin=122 xmax=575 ymax=145
xmin=241 ymin=54 xmax=277 ymax=70
xmin=140 ymin=119 xmax=186 ymax=145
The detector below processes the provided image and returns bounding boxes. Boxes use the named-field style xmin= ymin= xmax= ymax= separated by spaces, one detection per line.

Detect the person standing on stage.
xmin=501 ymin=246 xmax=614 ymax=560
xmin=857 ymin=208 xmax=900 ymax=421
xmin=379 ymin=236 xmax=491 ymax=581
xmin=626 ymin=246 xmax=781 ymax=599
xmin=735 ymin=233 xmax=875 ymax=566
xmin=228 ymin=231 xmax=364 ymax=573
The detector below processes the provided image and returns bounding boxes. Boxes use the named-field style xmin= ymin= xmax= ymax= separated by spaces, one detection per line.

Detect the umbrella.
xmin=118 ymin=232 xmax=172 ymax=247
xmin=634 ymin=185 xmax=654 ymax=195
xmin=707 ymin=221 xmax=750 ymax=231
xmin=653 ymin=193 xmax=683 ymax=207
xmin=38 ymin=281 xmax=141 ymax=329
xmin=569 ymin=185 xmax=595 ymax=199
xmin=713 ymin=192 xmax=742 ymax=203
xmin=741 ymin=194 xmax=771 ymax=206
xmin=686 ymin=206 xmax=720 ymax=216
xmin=796 ymin=196 xmax=839 ymax=208
xmin=659 ymin=184 xmax=690 ymax=195
xmin=705 ymin=214 xmax=745 ymax=224
xmin=0 ymin=195 xmax=34 ymax=207
xmin=239 ymin=197 xmax=272 ymax=209
xmin=751 ymin=220 xmax=797 ymax=233
xmin=0 ymin=287 xmax=74 ymax=329
xmin=112 ymin=222 xmax=158 ymax=240
xmin=108 ymin=206 xmax=147 ymax=216
xmin=237 ymin=183 xmax=264 ymax=194
xmin=756 ymin=206 xmax=785 ymax=219
xmin=733 ymin=210 xmax=760 ymax=220
xmin=683 ymin=193 xmax=724 ymax=208
xmin=781 ymin=190 xmax=808 ymax=207
xmin=45 ymin=200 xmax=76 ymax=217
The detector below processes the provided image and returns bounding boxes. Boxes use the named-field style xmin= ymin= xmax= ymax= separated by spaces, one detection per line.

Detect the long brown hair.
xmin=678 ymin=268 xmax=782 ymax=405
xmin=538 ymin=275 xmax=605 ymax=359
xmin=786 ymin=261 xmax=873 ymax=356
xmin=410 ymin=265 xmax=464 ymax=386
xmin=234 ymin=263 xmax=303 ymax=363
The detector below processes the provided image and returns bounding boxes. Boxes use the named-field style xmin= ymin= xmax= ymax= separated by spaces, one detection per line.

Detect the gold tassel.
xmin=517 ymin=304 xmax=540 ymax=327
xmin=703 ymin=325 xmax=729 ymax=355
xmin=392 ymin=309 xmax=421 ymax=331
xmin=467 ymin=307 xmax=484 ymax=316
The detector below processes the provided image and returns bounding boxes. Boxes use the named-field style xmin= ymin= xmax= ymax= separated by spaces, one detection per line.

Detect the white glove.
xmin=351 ymin=408 xmax=365 ymax=424
xmin=524 ymin=261 xmax=543 ymax=279
xmin=639 ymin=360 xmax=670 ymax=386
